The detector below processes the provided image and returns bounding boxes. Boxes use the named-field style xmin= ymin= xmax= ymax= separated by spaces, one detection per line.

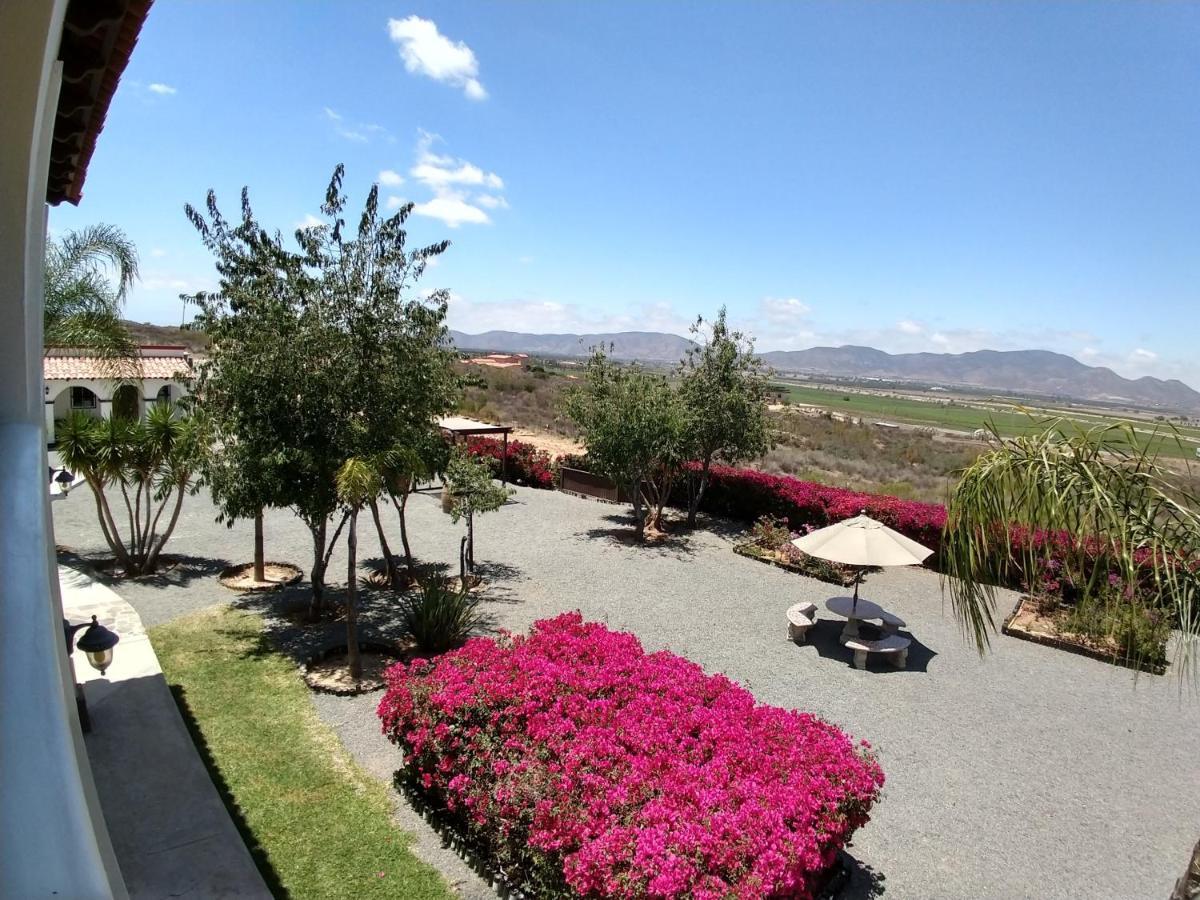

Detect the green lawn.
xmin=151 ymin=606 xmax=452 ymax=900
xmin=775 ymin=383 xmax=1200 ymax=459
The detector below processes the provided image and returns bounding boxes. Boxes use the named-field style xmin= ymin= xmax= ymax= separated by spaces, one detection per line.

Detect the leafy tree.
xmin=44 ymin=224 xmax=139 ymax=368
xmin=186 ymin=165 xmax=456 ymax=616
xmin=56 ymin=402 xmax=202 ymax=575
xmin=677 ymin=306 xmax=772 ymax=527
xmin=444 ymin=448 xmax=512 ymax=573
xmin=565 ymin=347 xmax=688 ymax=541
xmin=942 ymin=421 xmax=1199 ymax=680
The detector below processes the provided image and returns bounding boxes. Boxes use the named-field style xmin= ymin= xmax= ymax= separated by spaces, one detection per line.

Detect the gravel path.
xmin=52 ymin=481 xmax=1200 ymax=899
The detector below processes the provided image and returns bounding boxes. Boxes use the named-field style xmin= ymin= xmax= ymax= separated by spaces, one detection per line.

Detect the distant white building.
xmin=44 ymin=345 xmax=193 ymax=444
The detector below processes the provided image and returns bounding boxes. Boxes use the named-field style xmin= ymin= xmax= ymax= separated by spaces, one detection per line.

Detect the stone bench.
xmin=843 ymin=634 xmax=912 ymax=670
xmin=786 ymin=602 xmax=818 ymax=644
xmin=878 ymin=610 xmax=906 ymax=634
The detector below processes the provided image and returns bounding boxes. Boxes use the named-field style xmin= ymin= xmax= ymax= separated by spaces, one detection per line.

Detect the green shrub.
xmin=400 ymin=578 xmax=484 ymax=655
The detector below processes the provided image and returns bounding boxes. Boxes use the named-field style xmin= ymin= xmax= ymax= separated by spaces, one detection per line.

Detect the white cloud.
xmin=295 ymin=213 xmax=324 ymax=230
xmin=147 ymin=82 xmax=176 ymax=95
xmin=517 ymin=255 xmax=534 ymax=265
xmin=929 ymin=332 xmax=951 ymax=347
xmin=386 ymin=16 xmax=488 ymax=100
xmin=405 ymin=131 xmax=507 ymax=228
xmin=444 ymin=293 xmax=693 ymax=337
xmin=1131 ymin=347 xmax=1158 ymax=361
xmin=379 ymin=169 xmax=405 ymax=187
xmin=412 ymin=195 xmax=491 ymax=228
xmin=760 ymin=297 xmax=811 ymax=322
xmin=385 ymin=195 xmax=407 ymax=210
xmin=323 ymin=106 xmax=389 ymax=143
xmin=150 ymin=248 xmax=167 ymax=258
xmin=896 ymin=319 xmax=923 ymax=335
xmin=139 ymin=272 xmax=209 ymax=293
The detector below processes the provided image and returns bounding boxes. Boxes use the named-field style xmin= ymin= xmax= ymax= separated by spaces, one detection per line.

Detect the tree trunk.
xmin=253 ymin=510 xmax=265 ymax=582
xmin=397 ymin=489 xmax=415 ymax=573
xmin=87 ymin=476 xmax=131 ymax=571
xmin=309 ymin=518 xmax=327 ymax=620
xmin=466 ymin=510 xmax=475 ymax=571
xmin=1170 ymin=837 xmax=1200 ymax=900
xmin=144 ymin=483 xmax=186 ymax=574
xmin=346 ymin=508 xmax=362 ymax=681
xmin=632 ymin=481 xmax=645 ymax=542
xmin=368 ymin=497 xmax=401 ymax=589
xmin=686 ymin=462 xmax=711 ymax=528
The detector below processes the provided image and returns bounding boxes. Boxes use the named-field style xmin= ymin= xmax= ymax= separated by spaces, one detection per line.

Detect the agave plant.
xmin=942 ymin=420 xmax=1199 ymax=682
xmin=400 ymin=577 xmax=483 ymax=655
xmin=55 ymin=402 xmax=203 ymax=576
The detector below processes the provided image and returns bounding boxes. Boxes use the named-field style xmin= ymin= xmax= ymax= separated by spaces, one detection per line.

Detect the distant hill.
xmin=123 ymin=320 xmax=210 ymax=354
xmin=127 ymin=322 xmax=1200 ymax=412
xmin=449 ymin=330 xmax=695 ymax=362
xmin=452 ymin=330 xmax=1200 ymax=412
xmin=759 ymin=345 xmax=1200 ymax=412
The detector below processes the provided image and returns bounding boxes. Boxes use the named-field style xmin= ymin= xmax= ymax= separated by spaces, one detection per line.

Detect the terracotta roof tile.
xmin=43 ymin=354 xmax=191 ymax=381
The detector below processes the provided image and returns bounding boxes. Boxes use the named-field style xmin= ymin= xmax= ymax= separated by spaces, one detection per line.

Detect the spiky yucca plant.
xmin=400 ymin=577 xmax=483 ymax=655
xmin=942 ymin=420 xmax=1199 ymax=683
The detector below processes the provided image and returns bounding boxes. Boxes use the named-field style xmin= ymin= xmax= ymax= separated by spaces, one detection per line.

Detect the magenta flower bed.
xmin=465 ymin=436 xmax=557 ymax=489
xmin=694 ymin=463 xmax=947 ymax=556
xmin=378 ymin=613 xmax=884 ymax=898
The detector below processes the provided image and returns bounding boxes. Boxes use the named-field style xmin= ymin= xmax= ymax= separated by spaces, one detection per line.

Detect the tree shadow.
xmin=575 ymin=513 xmax=699 ymax=559
xmin=57 ymin=548 xmax=231 ymax=590
xmin=797 ymin=619 xmax=937 ymax=674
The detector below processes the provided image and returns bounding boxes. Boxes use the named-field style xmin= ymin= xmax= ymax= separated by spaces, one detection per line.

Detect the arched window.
xmin=156 ymin=385 xmax=171 ymax=405
xmin=70 ymin=386 xmax=97 ymax=409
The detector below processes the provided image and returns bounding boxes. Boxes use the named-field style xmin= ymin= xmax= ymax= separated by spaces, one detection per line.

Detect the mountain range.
xmin=450 ymin=329 xmax=1200 ymax=412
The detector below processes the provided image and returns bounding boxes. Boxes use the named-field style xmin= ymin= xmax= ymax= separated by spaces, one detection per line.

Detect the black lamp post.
xmin=63 ymin=615 xmax=119 ymax=732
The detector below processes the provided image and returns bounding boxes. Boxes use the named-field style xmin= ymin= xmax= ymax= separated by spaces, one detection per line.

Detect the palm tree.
xmin=55 ymin=402 xmax=202 ymax=576
xmin=942 ymin=420 xmax=1199 ymax=680
xmin=44 ymin=224 xmax=139 ymax=369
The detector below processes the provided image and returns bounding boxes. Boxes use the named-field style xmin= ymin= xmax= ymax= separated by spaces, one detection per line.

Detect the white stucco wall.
xmin=0 ymin=2 xmax=127 ymax=896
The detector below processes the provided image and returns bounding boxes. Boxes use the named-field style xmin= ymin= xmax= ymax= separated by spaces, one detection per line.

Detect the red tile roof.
xmin=43 ymin=351 xmax=191 ymax=381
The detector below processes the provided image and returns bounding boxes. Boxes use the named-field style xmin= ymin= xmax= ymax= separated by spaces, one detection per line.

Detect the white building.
xmin=44 ymin=345 xmax=193 ymax=442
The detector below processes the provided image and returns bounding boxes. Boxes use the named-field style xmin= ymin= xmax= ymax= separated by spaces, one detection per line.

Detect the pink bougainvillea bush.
xmin=464 ymin=436 xmax=557 ymax=489
xmin=691 ymin=463 xmax=947 ymax=557
xmin=378 ymin=613 xmax=884 ymax=898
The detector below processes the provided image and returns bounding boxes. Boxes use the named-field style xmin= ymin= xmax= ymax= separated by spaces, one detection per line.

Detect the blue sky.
xmin=51 ymin=2 xmax=1200 ymax=387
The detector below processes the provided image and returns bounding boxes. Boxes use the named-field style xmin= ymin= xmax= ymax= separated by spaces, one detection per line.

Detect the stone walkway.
xmin=52 ymin=483 xmax=1200 ymax=899
xmin=60 ymin=565 xmax=270 ymax=899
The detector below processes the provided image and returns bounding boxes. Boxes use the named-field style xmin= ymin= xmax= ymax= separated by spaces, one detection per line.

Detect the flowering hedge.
xmin=379 ymin=613 xmax=883 ymax=899
xmin=687 ymin=463 xmax=947 ymax=557
xmin=464 ymin=437 xmax=557 ymax=489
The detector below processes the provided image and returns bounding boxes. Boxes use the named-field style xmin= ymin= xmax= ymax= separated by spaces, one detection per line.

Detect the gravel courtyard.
xmin=52 ymin=480 xmax=1200 ymax=900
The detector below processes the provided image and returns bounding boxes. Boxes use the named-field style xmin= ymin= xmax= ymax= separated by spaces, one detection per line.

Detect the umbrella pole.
xmin=852 ymin=568 xmax=861 ymax=615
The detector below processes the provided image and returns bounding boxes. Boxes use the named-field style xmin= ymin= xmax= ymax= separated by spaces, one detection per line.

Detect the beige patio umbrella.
xmin=791 ymin=514 xmax=933 ymax=613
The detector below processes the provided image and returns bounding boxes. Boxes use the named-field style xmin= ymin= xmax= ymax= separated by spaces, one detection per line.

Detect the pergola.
xmin=437 ymin=415 xmax=513 ymax=485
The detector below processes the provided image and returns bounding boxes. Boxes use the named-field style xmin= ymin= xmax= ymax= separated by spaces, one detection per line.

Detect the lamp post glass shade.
xmin=74 ymin=616 xmax=119 ymax=675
